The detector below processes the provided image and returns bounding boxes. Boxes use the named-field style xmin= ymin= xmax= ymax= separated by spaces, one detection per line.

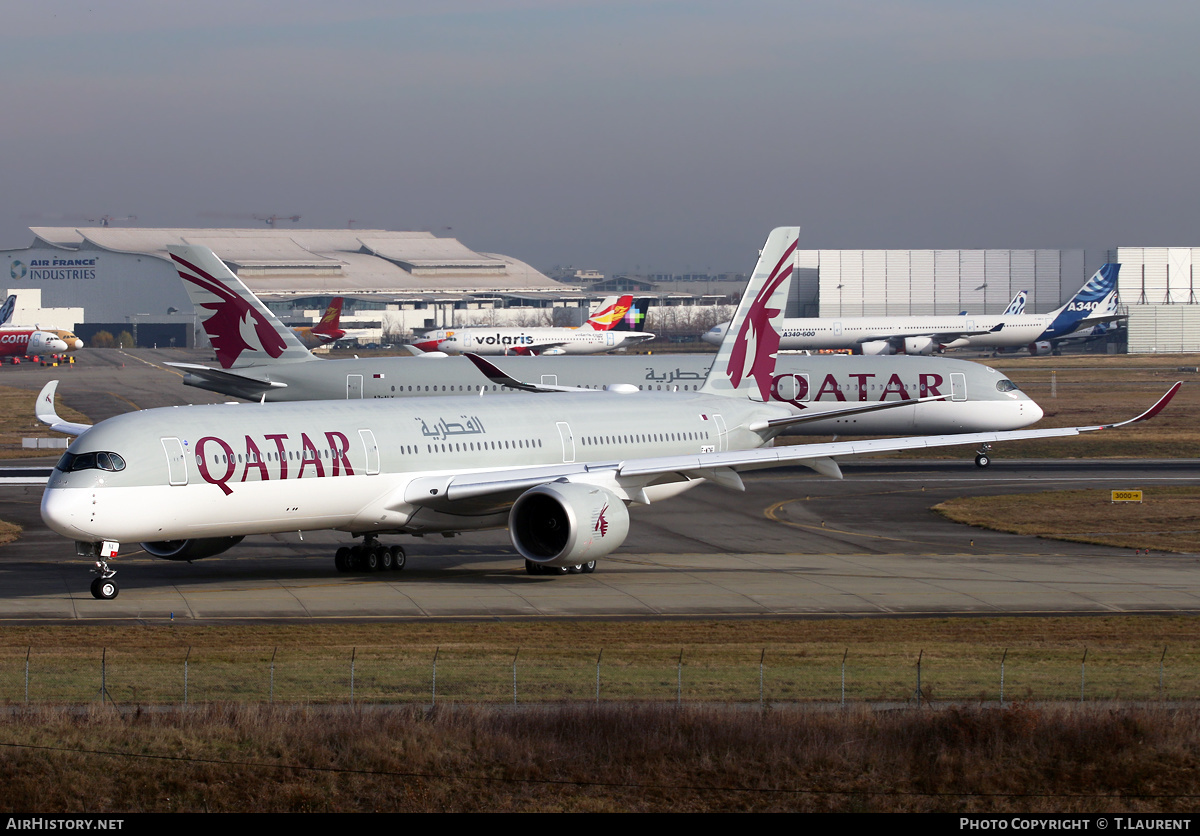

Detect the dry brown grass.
xmin=935 ymin=487 xmax=1200 ymax=552
xmin=0 ymin=703 xmax=1197 ymax=812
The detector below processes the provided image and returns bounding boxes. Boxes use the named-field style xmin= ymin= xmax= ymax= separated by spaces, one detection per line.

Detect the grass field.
xmin=936 ymin=487 xmax=1200 ymax=553
xmin=1 ymin=618 xmax=1197 ymax=707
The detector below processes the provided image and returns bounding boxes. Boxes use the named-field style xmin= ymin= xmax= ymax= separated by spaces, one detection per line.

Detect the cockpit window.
xmin=996 ymin=379 xmax=1021 ymax=392
xmin=56 ymin=451 xmax=126 ymax=473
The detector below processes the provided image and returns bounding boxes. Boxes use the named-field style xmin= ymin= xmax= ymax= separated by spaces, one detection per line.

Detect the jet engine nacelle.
xmin=860 ymin=340 xmax=896 ymax=356
xmin=1027 ymin=341 xmax=1054 ymax=356
xmin=509 ymin=482 xmax=629 ymax=567
xmin=540 ymin=347 xmax=566 ymax=356
xmin=903 ymin=336 xmax=938 ymax=355
xmin=141 ymin=536 xmax=245 ymax=561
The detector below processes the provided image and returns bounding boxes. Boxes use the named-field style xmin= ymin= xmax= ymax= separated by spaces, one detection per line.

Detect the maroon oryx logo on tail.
xmin=171 ymin=253 xmax=288 ymax=368
xmin=725 ymin=237 xmax=798 ymax=401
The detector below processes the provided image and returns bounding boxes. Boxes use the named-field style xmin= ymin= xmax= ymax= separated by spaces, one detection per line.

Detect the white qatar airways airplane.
xmin=702 ymin=264 xmax=1122 ymax=355
xmin=37 ymin=227 xmax=1178 ymax=600
xmin=163 ymin=243 xmax=1043 ymax=444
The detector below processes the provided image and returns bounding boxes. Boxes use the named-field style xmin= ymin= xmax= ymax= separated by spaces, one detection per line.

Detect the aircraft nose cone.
xmin=71 ymin=339 xmax=83 ymax=350
xmin=1027 ymin=399 xmax=1044 ymax=423
xmin=50 ymin=339 xmax=68 ymax=352
xmin=40 ymin=488 xmax=86 ymax=540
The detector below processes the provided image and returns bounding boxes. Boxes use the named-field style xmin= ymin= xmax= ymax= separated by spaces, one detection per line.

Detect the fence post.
xmin=270 ymin=647 xmax=277 ymax=704
xmin=1080 ymin=647 xmax=1088 ymax=702
xmin=350 ymin=647 xmax=356 ymax=707
xmin=184 ymin=647 xmax=191 ymax=708
xmin=841 ymin=649 xmax=848 ymax=708
xmin=432 ymin=647 xmax=439 ymax=706
xmin=595 ymin=649 xmax=602 ymax=705
xmin=676 ymin=649 xmax=683 ymax=707
xmin=1160 ymin=646 xmax=1168 ymax=699
xmin=1000 ymin=648 xmax=1008 ymax=707
xmin=915 ymin=649 xmax=923 ymax=707
xmin=759 ymin=649 xmax=765 ymax=710
xmin=101 ymin=648 xmax=107 ymax=705
xmin=24 ymin=647 xmax=29 ymax=707
xmin=512 ymin=648 xmax=520 ymax=706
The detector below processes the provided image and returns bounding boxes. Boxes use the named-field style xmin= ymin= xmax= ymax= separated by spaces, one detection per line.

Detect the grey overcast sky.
xmin=2 ymin=1 xmax=1197 ymax=275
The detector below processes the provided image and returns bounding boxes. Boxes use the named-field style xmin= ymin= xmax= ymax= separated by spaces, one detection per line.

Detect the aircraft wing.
xmin=34 ymin=381 xmax=91 ymax=436
xmin=165 ymin=363 xmax=287 ymax=400
xmin=401 ymin=383 xmax=1181 ymax=510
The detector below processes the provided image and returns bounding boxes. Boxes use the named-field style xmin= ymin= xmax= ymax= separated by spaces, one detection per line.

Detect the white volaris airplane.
xmin=409 ymin=295 xmax=654 ymax=355
xmin=163 ymin=243 xmax=1043 ymax=444
xmin=36 ymin=228 xmax=1179 ymax=600
xmin=702 ymin=264 xmax=1122 ymax=355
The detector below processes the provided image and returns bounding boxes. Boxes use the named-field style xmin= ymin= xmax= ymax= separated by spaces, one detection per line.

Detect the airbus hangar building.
xmin=788 ymin=247 xmax=1200 ymax=353
xmin=0 ymin=227 xmax=580 ymax=348
xmin=1 ymin=227 xmax=1197 ymax=353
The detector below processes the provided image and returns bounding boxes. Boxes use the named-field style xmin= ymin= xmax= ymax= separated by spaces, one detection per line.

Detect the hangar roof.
xmin=26 ymin=227 xmax=570 ymax=296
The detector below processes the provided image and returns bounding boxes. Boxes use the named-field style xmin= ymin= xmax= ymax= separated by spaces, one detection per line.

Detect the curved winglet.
xmin=1104 ymin=381 xmax=1182 ymax=429
xmin=35 ymin=381 xmax=91 ymax=436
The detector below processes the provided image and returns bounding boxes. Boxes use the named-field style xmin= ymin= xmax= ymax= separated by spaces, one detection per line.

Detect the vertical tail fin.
xmin=0 ymin=295 xmax=15 ymax=327
xmin=584 ymin=295 xmax=634 ymax=330
xmin=701 ymin=227 xmax=800 ymax=400
xmin=611 ymin=297 xmax=651 ymax=332
xmin=1002 ymin=289 xmax=1028 ymax=316
xmin=311 ymin=297 xmax=346 ymax=342
xmin=1041 ymin=263 xmax=1121 ymax=338
xmin=166 ymin=245 xmax=314 ymax=369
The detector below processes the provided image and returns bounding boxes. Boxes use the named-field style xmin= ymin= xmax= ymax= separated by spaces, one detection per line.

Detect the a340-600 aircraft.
xmin=164 ymin=244 xmax=1042 ymax=443
xmin=702 ymin=262 xmax=1122 ymax=355
xmin=38 ymin=227 xmax=1178 ymax=600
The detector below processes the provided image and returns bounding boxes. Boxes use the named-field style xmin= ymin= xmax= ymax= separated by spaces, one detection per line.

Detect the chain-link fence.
xmin=0 ymin=645 xmax=1194 ymax=707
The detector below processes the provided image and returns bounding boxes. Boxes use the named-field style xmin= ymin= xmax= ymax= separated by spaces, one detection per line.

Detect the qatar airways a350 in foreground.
xmin=37 ymin=228 xmax=1178 ymax=599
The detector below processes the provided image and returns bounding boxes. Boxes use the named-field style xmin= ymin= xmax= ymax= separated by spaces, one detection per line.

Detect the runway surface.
xmin=1 ymin=349 xmax=1196 ymax=622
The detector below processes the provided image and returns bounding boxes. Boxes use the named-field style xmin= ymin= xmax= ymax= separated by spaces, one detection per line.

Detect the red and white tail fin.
xmin=584 ymin=295 xmax=634 ymax=330
xmin=167 ymin=245 xmax=313 ymax=369
xmin=311 ymin=297 xmax=346 ymax=343
xmin=700 ymin=227 xmax=800 ymax=401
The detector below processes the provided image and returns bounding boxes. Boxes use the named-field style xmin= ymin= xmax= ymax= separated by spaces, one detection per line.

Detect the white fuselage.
xmin=41 ymin=392 xmax=776 ymax=545
xmin=413 ymin=327 xmax=654 ymax=355
xmin=205 ymin=354 xmax=1041 ymax=435
xmin=704 ymin=315 xmax=1059 ymax=352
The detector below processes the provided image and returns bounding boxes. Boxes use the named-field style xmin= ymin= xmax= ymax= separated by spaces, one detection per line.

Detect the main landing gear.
xmin=974 ymin=443 xmax=994 ymax=469
xmin=334 ymin=537 xmax=407 ymax=573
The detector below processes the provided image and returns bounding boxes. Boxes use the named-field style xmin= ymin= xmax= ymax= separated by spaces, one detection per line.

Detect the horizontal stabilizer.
xmin=166 ymin=362 xmax=287 ymax=400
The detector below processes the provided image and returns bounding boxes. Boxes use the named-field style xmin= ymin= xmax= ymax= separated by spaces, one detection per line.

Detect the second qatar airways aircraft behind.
xmin=703 ymin=263 xmax=1122 ymax=355
xmin=37 ymin=227 xmax=1179 ymax=600
xmin=163 ymin=243 xmax=1044 ymax=447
